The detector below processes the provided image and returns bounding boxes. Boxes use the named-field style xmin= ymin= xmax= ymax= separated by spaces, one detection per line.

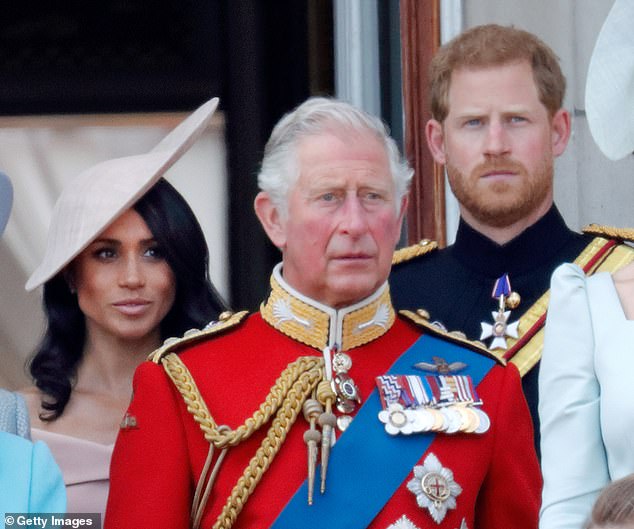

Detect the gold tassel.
xmin=302 ymin=399 xmax=323 ymax=504
xmin=316 ymin=380 xmax=337 ymax=494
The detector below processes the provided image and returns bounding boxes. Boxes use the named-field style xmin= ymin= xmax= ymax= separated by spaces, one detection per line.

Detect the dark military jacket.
xmin=390 ymin=206 xmax=593 ymax=454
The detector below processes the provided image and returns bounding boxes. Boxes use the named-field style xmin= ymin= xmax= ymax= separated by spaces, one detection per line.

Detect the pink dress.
xmin=31 ymin=428 xmax=113 ymax=520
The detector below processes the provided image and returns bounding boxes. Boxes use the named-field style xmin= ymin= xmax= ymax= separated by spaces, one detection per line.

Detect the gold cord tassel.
xmin=161 ymin=353 xmax=325 ymax=529
xmin=316 ymin=380 xmax=337 ymax=494
xmin=302 ymin=399 xmax=323 ymax=504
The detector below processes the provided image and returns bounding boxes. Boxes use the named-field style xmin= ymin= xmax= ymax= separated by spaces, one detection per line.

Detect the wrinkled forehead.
xmin=294 ymin=128 xmax=389 ymax=173
xmin=294 ymin=124 xmax=383 ymax=150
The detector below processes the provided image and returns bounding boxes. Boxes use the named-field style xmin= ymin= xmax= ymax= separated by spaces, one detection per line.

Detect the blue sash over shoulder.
xmin=271 ymin=333 xmax=495 ymax=529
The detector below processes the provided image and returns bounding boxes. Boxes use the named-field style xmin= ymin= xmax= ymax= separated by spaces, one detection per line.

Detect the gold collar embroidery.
xmin=260 ymin=263 xmax=395 ymax=351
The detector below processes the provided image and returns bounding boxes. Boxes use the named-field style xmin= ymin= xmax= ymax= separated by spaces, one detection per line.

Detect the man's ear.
xmin=395 ymin=193 xmax=409 ymax=242
xmin=551 ymin=108 xmax=571 ymax=157
xmin=254 ymin=191 xmax=287 ymax=249
xmin=425 ymin=119 xmax=447 ymax=164
xmin=398 ymin=194 xmax=408 ymax=227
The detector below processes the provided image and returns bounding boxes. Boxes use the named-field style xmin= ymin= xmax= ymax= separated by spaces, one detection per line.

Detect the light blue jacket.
xmin=540 ymin=264 xmax=634 ymax=529
xmin=0 ymin=431 xmax=66 ymax=517
xmin=0 ymin=389 xmax=30 ymax=438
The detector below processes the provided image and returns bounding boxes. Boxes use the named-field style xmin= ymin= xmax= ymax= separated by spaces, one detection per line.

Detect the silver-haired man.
xmin=107 ymin=97 xmax=540 ymax=529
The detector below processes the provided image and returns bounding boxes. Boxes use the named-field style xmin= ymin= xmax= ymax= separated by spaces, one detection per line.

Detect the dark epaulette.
xmin=392 ymin=239 xmax=438 ymax=266
xmin=399 ymin=308 xmax=506 ymax=366
xmin=583 ymin=224 xmax=634 ymax=243
xmin=149 ymin=310 xmax=249 ymax=364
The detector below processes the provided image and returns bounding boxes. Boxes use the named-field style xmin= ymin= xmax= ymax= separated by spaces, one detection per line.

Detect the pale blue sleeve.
xmin=0 ymin=389 xmax=31 ymax=439
xmin=28 ymin=440 xmax=67 ymax=513
xmin=539 ymin=263 xmax=608 ymax=529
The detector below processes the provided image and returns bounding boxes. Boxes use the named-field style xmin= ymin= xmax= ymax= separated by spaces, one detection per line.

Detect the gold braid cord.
xmin=583 ymin=224 xmax=634 ymax=242
xmin=392 ymin=239 xmax=438 ymax=265
xmin=160 ymin=353 xmax=324 ymax=529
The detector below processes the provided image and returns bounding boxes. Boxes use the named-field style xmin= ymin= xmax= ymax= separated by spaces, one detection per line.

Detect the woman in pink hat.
xmin=19 ymin=99 xmax=227 ymax=519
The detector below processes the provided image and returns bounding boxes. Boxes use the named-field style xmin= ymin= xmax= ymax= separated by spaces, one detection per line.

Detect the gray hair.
xmin=257 ymin=97 xmax=413 ymax=216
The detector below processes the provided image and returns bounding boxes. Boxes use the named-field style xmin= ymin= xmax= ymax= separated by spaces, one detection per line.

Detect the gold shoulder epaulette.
xmin=392 ymin=239 xmax=438 ymax=265
xmin=398 ymin=309 xmax=506 ymax=366
xmin=583 ymin=224 xmax=634 ymax=243
xmin=149 ymin=310 xmax=249 ymax=364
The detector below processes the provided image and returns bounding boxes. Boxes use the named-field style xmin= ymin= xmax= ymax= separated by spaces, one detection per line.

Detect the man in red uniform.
xmin=106 ymin=97 xmax=540 ymax=529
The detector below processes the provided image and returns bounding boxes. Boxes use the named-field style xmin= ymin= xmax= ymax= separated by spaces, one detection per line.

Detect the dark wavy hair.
xmin=28 ymin=178 xmax=228 ymax=420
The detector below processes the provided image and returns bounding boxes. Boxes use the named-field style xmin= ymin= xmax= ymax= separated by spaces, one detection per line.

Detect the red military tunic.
xmin=106 ymin=270 xmax=540 ymax=529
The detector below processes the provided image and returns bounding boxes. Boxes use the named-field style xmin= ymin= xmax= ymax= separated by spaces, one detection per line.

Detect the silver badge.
xmin=480 ymin=274 xmax=520 ymax=350
xmin=407 ymin=453 xmax=462 ymax=524
xmin=386 ymin=515 xmax=421 ymax=529
xmin=473 ymin=407 xmax=491 ymax=434
xmin=480 ymin=309 xmax=519 ymax=350
xmin=331 ymin=351 xmax=362 ymax=413
xmin=414 ymin=356 xmax=467 ymax=375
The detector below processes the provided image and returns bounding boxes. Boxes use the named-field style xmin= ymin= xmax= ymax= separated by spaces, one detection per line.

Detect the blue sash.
xmin=271 ymin=333 xmax=495 ymax=529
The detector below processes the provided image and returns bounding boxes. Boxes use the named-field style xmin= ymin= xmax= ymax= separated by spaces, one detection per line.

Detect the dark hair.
xmin=430 ymin=24 xmax=566 ymax=122
xmin=586 ymin=474 xmax=634 ymax=529
xmin=29 ymin=178 xmax=228 ymax=420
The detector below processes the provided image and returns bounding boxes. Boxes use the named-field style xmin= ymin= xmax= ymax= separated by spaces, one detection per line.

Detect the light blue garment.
xmin=0 ymin=431 xmax=66 ymax=517
xmin=0 ymin=389 xmax=30 ymax=438
xmin=539 ymin=263 xmax=634 ymax=529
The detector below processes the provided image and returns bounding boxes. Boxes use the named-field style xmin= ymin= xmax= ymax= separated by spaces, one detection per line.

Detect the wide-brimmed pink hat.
xmin=585 ymin=0 xmax=634 ymax=160
xmin=25 ymin=97 xmax=219 ymax=291
xmin=0 ymin=172 xmax=13 ymax=236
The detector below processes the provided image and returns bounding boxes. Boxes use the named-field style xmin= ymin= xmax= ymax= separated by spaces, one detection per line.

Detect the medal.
xmin=407 ymin=453 xmax=462 ymax=524
xmin=429 ymin=408 xmax=447 ymax=432
xmin=480 ymin=273 xmax=520 ymax=350
xmin=377 ymin=376 xmax=434 ymax=435
xmin=331 ymin=349 xmax=362 ymax=414
xmin=456 ymin=406 xmax=479 ymax=433
xmin=386 ymin=515 xmax=418 ymax=529
xmin=336 ymin=414 xmax=353 ymax=432
xmin=375 ymin=359 xmax=490 ymax=436
xmin=120 ymin=412 xmax=138 ymax=430
xmin=378 ymin=403 xmax=415 ymax=435
xmin=387 ymin=515 xmax=421 ymax=529
xmin=473 ymin=407 xmax=491 ymax=434
xmin=440 ymin=407 xmax=462 ymax=434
